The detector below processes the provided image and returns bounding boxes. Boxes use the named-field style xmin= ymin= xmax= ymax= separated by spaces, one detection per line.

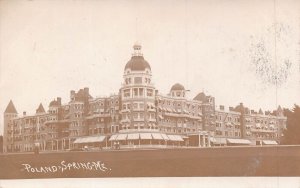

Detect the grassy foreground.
xmin=0 ymin=145 xmax=299 ymax=179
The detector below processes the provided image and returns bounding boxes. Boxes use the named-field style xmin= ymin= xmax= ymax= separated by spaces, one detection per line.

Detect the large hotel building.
xmin=3 ymin=44 xmax=287 ymax=153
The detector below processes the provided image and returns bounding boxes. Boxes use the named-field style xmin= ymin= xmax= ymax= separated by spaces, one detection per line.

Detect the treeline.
xmin=282 ymin=104 xmax=300 ymax=145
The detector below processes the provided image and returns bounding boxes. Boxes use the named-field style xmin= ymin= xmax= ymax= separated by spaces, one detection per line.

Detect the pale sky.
xmin=0 ymin=0 xmax=299 ymax=135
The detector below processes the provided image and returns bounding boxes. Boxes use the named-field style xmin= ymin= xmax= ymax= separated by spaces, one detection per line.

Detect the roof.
xmin=36 ymin=103 xmax=45 ymax=113
xmin=124 ymin=56 xmax=151 ymax=71
xmin=49 ymin=100 xmax=60 ymax=107
xmin=193 ymin=92 xmax=206 ymax=101
xmin=170 ymin=83 xmax=185 ymax=91
xmin=4 ymin=100 xmax=17 ymax=113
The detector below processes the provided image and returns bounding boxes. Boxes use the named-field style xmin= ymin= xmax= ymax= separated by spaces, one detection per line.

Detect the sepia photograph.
xmin=0 ymin=0 xmax=299 ymax=187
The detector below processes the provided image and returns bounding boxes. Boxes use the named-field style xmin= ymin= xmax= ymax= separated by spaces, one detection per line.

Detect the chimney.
xmin=245 ymin=108 xmax=249 ymax=114
xmin=251 ymin=110 xmax=255 ymax=114
xmin=23 ymin=111 xmax=26 ymax=116
xmin=220 ymin=105 xmax=224 ymax=110
xmin=57 ymin=97 xmax=61 ymax=105
xmin=84 ymin=87 xmax=89 ymax=95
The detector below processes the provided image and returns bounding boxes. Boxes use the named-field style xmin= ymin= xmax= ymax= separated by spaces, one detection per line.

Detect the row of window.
xmin=216 ymin=115 xmax=240 ymax=122
xmin=122 ymin=113 xmax=156 ymax=120
xmin=123 ymin=88 xmax=154 ymax=98
xmin=158 ymin=100 xmax=203 ymax=111
xmin=72 ymin=104 xmax=84 ymax=110
xmin=215 ymin=131 xmax=241 ymax=137
xmin=124 ymin=77 xmax=151 ymax=85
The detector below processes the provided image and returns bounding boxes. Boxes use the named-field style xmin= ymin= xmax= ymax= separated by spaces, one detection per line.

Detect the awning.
xmin=151 ymin=133 xmax=164 ymax=140
xmin=214 ymin=138 xmax=227 ymax=145
xmin=209 ymin=137 xmax=216 ymax=143
xmin=227 ymin=138 xmax=251 ymax=145
xmin=73 ymin=138 xmax=84 ymax=144
xmin=140 ymin=133 xmax=152 ymax=139
xmin=74 ymin=136 xmax=106 ymax=144
xmin=147 ymin=103 xmax=155 ymax=108
xmin=87 ymin=136 xmax=106 ymax=143
xmin=262 ymin=140 xmax=278 ymax=145
xmin=226 ymin=122 xmax=233 ymax=127
xmin=115 ymin=134 xmax=127 ymax=141
xmin=167 ymin=135 xmax=184 ymax=141
xmin=256 ymin=123 xmax=261 ymax=128
xmin=181 ymin=135 xmax=188 ymax=139
xmin=161 ymin=133 xmax=170 ymax=140
xmin=109 ymin=134 xmax=118 ymax=141
xmin=127 ymin=133 xmax=139 ymax=140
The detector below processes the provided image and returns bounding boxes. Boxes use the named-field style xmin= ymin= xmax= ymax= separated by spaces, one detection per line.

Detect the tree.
xmin=282 ymin=105 xmax=300 ymax=145
xmin=0 ymin=135 xmax=3 ymax=153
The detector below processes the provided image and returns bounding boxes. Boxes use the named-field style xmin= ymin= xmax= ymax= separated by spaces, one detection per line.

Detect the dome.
xmin=170 ymin=83 xmax=185 ymax=91
xmin=125 ymin=56 xmax=151 ymax=71
xmin=193 ymin=92 xmax=206 ymax=101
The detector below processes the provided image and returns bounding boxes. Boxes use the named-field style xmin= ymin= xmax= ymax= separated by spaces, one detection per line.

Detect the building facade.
xmin=3 ymin=44 xmax=287 ymax=153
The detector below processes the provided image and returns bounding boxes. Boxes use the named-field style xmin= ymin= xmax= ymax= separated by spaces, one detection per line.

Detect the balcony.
xmin=133 ymin=118 xmax=145 ymax=121
xmin=148 ymin=118 xmax=156 ymax=122
xmin=132 ymin=108 xmax=145 ymax=112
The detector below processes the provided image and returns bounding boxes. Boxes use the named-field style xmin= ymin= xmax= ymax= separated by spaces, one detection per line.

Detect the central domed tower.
xmin=120 ymin=43 xmax=156 ymax=130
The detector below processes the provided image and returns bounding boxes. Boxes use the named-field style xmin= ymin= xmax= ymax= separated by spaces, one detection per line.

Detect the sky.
xmin=0 ymin=0 xmax=299 ymax=135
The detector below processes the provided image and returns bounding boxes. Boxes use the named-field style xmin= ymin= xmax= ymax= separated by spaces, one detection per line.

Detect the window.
xmin=139 ymin=88 xmax=144 ymax=97
xmin=124 ymin=89 xmax=130 ymax=98
xmin=133 ymin=113 xmax=138 ymax=119
xmin=133 ymin=103 xmax=138 ymax=109
xmin=134 ymin=88 xmax=138 ymax=96
xmin=139 ymin=113 xmax=144 ymax=119
xmin=134 ymin=77 xmax=142 ymax=84
xmin=139 ymin=103 xmax=144 ymax=109
xmin=147 ymin=89 xmax=153 ymax=97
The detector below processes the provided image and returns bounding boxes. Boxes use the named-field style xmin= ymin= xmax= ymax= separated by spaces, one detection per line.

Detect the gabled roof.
xmin=193 ymin=92 xmax=206 ymax=101
xmin=36 ymin=103 xmax=45 ymax=114
xmin=4 ymin=100 xmax=18 ymax=114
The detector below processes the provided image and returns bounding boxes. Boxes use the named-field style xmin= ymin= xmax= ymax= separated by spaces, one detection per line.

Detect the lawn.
xmin=0 ymin=145 xmax=299 ymax=179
